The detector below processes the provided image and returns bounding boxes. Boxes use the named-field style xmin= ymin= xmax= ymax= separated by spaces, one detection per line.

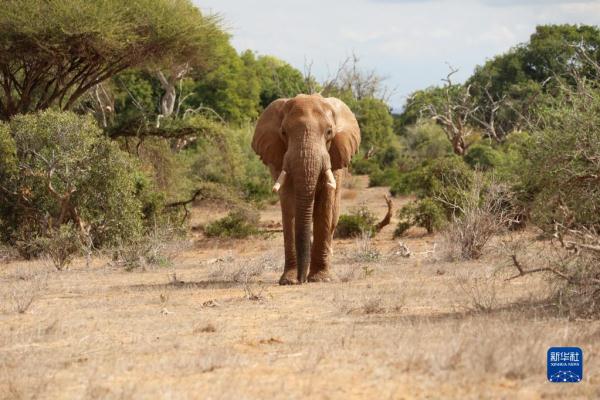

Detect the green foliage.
xmin=394 ymin=198 xmax=446 ymax=237
xmin=189 ymin=43 xmax=261 ymax=123
xmin=0 ymin=111 xmax=149 ymax=249
xmin=186 ymin=123 xmax=273 ymax=203
xmin=111 ymin=70 xmax=158 ymax=127
xmin=464 ymin=143 xmax=502 ymax=171
xmin=352 ymin=97 xmax=395 ymax=153
xmin=204 ymin=209 xmax=259 ymax=239
xmin=0 ymin=0 xmax=223 ymax=119
xmin=350 ymin=158 xmax=379 ymax=175
xmin=395 ymin=87 xmax=448 ymax=130
xmin=391 ymin=156 xmax=473 ymax=205
xmin=517 ymin=83 xmax=600 ymax=231
xmin=335 ymin=206 xmax=377 ymax=238
xmin=467 ymin=24 xmax=600 ymax=136
xmin=400 ymin=122 xmax=453 ymax=167
xmin=34 ymin=223 xmax=83 ymax=270
xmin=0 ymin=123 xmax=16 ymax=179
xmin=368 ymin=168 xmax=400 ymax=188
xmin=250 ymin=53 xmax=308 ymax=109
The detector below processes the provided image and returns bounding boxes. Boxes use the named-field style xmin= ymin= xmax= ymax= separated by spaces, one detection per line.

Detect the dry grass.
xmin=0 ymin=263 xmax=49 ymax=314
xmin=341 ymin=189 xmax=358 ymax=200
xmin=0 ymin=178 xmax=598 ymax=399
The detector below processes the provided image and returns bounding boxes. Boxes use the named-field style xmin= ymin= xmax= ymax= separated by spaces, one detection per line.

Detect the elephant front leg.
xmin=308 ymin=172 xmax=342 ymax=283
xmin=279 ymin=190 xmax=298 ymax=285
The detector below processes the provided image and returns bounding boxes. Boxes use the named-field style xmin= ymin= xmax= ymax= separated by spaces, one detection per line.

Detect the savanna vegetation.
xmin=1 ymin=1 xmax=600 ymax=397
xmin=380 ymin=24 xmax=600 ymax=318
xmin=0 ymin=0 xmax=598 ymax=318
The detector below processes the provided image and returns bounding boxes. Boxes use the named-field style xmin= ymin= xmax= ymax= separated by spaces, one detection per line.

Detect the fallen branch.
xmin=165 ymin=189 xmax=205 ymax=223
xmin=374 ymin=195 xmax=393 ymax=234
xmin=506 ymin=254 xmax=574 ymax=283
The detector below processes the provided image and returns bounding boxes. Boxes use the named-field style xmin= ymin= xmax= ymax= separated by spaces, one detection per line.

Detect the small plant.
xmin=361 ymin=297 xmax=384 ymax=314
xmin=362 ymin=265 xmax=375 ymax=278
xmin=351 ymin=231 xmax=381 ymax=263
xmin=335 ymin=205 xmax=377 ymax=238
xmin=204 ymin=208 xmax=259 ymax=239
xmin=456 ymin=274 xmax=499 ymax=312
xmin=111 ymin=230 xmax=177 ymax=270
xmin=2 ymin=272 xmax=48 ymax=314
xmin=394 ymin=198 xmax=446 ymax=237
xmin=34 ymin=223 xmax=83 ymax=270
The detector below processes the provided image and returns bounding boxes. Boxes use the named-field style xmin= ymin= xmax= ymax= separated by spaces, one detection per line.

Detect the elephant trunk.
xmin=292 ymin=147 xmax=326 ymax=283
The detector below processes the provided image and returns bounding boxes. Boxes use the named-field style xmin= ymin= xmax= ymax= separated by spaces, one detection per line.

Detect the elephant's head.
xmin=252 ymin=94 xmax=360 ymax=282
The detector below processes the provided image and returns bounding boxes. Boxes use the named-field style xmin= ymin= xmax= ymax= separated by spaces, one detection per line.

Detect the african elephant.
xmin=252 ymin=94 xmax=360 ymax=284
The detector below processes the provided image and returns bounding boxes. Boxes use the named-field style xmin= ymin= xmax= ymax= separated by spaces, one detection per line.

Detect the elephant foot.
xmin=307 ymin=269 xmax=336 ymax=283
xmin=279 ymin=270 xmax=298 ymax=285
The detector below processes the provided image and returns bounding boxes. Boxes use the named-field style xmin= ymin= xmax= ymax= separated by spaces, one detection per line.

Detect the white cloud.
xmin=196 ymin=0 xmax=600 ymax=110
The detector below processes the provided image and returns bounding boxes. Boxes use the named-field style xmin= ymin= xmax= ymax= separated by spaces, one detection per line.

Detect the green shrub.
xmin=464 ymin=143 xmax=502 ymax=171
xmin=394 ymin=198 xmax=446 ymax=237
xmin=390 ymin=156 xmax=473 ymax=215
xmin=368 ymin=167 xmax=400 ymax=187
xmin=188 ymin=123 xmax=273 ymax=203
xmin=350 ymin=158 xmax=378 ymax=175
xmin=401 ymin=122 xmax=452 ymax=163
xmin=204 ymin=208 xmax=259 ymax=238
xmin=515 ymin=84 xmax=600 ymax=231
xmin=335 ymin=205 xmax=377 ymax=238
xmin=34 ymin=223 xmax=83 ymax=270
xmin=0 ymin=110 xmax=150 ymax=251
xmin=375 ymin=144 xmax=402 ymax=169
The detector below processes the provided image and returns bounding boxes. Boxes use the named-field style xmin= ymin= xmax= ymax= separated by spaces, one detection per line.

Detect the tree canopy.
xmin=0 ymin=0 xmax=223 ymax=119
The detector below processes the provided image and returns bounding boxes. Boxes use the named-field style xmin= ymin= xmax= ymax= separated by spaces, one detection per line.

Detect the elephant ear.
xmin=325 ymin=97 xmax=361 ymax=170
xmin=252 ymin=98 xmax=288 ymax=170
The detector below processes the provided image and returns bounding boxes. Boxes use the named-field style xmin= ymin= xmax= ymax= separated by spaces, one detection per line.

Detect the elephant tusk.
xmin=272 ymin=170 xmax=287 ymax=193
xmin=324 ymin=169 xmax=336 ymax=190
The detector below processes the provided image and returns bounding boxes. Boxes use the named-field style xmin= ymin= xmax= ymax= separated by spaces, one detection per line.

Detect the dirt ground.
xmin=1 ymin=176 xmax=599 ymax=399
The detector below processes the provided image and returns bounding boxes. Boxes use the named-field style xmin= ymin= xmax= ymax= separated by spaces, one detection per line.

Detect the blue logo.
xmin=547 ymin=347 xmax=583 ymax=383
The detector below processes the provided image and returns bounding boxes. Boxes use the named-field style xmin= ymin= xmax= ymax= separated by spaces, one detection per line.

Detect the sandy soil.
xmin=1 ymin=176 xmax=599 ymax=399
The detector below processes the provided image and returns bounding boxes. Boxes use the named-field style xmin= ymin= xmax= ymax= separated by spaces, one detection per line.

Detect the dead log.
xmin=374 ymin=195 xmax=393 ymax=234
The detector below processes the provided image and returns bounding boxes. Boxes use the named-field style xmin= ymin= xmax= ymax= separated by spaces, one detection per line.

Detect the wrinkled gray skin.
xmin=252 ymin=94 xmax=360 ymax=284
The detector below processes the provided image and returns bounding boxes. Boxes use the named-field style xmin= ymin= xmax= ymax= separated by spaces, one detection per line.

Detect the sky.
xmin=196 ymin=0 xmax=600 ymax=111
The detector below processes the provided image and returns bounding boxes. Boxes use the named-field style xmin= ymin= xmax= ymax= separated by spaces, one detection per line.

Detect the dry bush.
xmin=506 ymin=225 xmax=600 ymax=318
xmin=208 ymin=252 xmax=280 ymax=283
xmin=0 ymin=244 xmax=19 ymax=264
xmin=441 ymin=173 xmax=517 ymax=260
xmin=336 ymin=287 xmax=405 ymax=315
xmin=1 ymin=270 xmax=48 ymax=314
xmin=349 ymin=232 xmax=381 ymax=263
xmin=336 ymin=264 xmax=364 ymax=282
xmin=456 ymin=273 xmax=502 ymax=312
xmin=110 ymin=229 xmax=187 ymax=271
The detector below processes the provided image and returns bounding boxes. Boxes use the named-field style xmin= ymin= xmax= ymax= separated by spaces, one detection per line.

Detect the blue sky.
xmin=196 ymin=0 xmax=600 ymax=110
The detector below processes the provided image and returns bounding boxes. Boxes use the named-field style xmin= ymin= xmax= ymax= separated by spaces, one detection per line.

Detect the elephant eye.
xmin=325 ymin=127 xmax=333 ymax=137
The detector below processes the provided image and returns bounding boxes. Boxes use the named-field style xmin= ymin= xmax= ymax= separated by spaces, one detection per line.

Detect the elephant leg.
xmin=279 ymin=182 xmax=298 ymax=285
xmin=269 ymin=166 xmax=298 ymax=285
xmin=308 ymin=172 xmax=342 ymax=282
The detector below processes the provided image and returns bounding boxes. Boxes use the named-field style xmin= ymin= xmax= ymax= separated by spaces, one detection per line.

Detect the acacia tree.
xmin=0 ymin=0 xmax=221 ymax=120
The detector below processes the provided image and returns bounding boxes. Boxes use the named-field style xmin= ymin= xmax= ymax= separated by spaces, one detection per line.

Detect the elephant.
xmin=252 ymin=94 xmax=360 ymax=284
